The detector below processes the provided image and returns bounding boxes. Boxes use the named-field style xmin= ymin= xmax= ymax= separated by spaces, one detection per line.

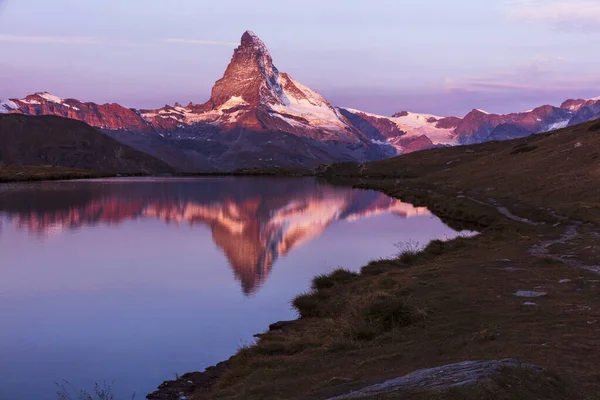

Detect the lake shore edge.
xmin=147 ymin=121 xmax=600 ymax=399
xmin=145 ymin=176 xmax=591 ymax=400
xmin=0 ymin=166 xmax=313 ymax=184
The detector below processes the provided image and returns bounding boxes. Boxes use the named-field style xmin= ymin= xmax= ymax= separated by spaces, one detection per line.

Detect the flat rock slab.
xmin=269 ymin=320 xmax=296 ymax=331
xmin=514 ymin=290 xmax=547 ymax=298
xmin=147 ymin=359 xmax=230 ymax=400
xmin=328 ymin=359 xmax=541 ymax=399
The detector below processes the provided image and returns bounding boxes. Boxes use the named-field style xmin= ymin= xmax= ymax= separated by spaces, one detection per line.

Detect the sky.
xmin=0 ymin=0 xmax=599 ymax=117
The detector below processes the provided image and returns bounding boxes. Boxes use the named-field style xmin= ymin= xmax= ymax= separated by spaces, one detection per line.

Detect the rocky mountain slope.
xmin=339 ymin=98 xmax=600 ymax=149
xmin=0 ymin=114 xmax=172 ymax=173
xmin=3 ymin=31 xmax=600 ymax=171
xmin=1 ymin=32 xmax=394 ymax=171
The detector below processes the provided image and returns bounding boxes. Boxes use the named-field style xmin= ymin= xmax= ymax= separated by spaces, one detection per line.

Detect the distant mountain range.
xmin=2 ymin=30 xmax=600 ymax=172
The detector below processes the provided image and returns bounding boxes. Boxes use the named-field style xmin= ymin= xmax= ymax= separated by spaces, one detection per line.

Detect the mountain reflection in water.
xmin=0 ymin=177 xmax=431 ymax=295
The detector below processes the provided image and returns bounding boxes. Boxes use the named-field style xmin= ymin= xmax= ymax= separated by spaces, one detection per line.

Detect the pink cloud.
xmin=506 ymin=0 xmax=600 ymax=32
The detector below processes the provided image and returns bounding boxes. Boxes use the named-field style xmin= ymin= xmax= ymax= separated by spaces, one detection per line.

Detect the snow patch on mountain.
xmin=0 ymin=99 xmax=17 ymax=113
xmin=221 ymin=96 xmax=249 ymax=109
xmin=37 ymin=92 xmax=65 ymax=104
xmin=546 ymin=119 xmax=570 ymax=131
xmin=341 ymin=108 xmax=457 ymax=146
xmin=20 ymin=98 xmax=41 ymax=105
xmin=271 ymin=75 xmax=349 ymax=131
xmin=371 ymin=139 xmax=393 ymax=146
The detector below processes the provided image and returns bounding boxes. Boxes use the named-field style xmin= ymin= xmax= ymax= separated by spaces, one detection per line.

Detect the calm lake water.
xmin=0 ymin=177 xmax=473 ymax=399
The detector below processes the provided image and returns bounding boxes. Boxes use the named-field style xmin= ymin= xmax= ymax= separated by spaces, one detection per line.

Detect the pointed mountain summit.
xmin=210 ymin=30 xmax=282 ymax=109
xmin=145 ymin=30 xmax=372 ymax=143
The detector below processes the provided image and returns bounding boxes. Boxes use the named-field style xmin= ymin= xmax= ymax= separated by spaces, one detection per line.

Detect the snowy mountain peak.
xmin=0 ymin=99 xmax=18 ymax=113
xmin=35 ymin=92 xmax=65 ymax=104
xmin=560 ymin=96 xmax=600 ymax=112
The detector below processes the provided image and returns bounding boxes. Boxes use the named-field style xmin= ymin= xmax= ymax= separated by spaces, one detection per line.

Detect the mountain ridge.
xmin=2 ymin=30 xmax=600 ymax=171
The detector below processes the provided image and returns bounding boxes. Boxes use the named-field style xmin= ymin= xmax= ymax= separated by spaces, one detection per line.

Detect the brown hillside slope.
xmin=321 ymin=119 xmax=600 ymax=224
xmin=154 ymin=120 xmax=600 ymax=400
xmin=0 ymin=114 xmax=173 ymax=174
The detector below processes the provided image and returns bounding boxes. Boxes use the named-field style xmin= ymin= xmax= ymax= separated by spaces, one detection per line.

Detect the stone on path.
xmin=327 ymin=359 xmax=542 ymax=399
xmin=514 ymin=290 xmax=547 ymax=298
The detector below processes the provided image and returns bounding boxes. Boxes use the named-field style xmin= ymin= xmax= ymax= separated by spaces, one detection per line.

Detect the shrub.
xmin=361 ymin=261 xmax=390 ymax=276
xmin=423 ymin=239 xmax=445 ymax=256
xmin=343 ymin=294 xmax=426 ymax=341
xmin=292 ymin=290 xmax=333 ymax=318
xmin=394 ymin=240 xmax=422 ymax=264
xmin=55 ymin=381 xmax=129 ymax=400
xmin=361 ymin=295 xmax=421 ymax=331
xmin=311 ymin=269 xmax=359 ymax=290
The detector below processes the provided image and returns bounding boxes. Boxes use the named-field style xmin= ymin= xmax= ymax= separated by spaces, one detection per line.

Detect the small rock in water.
xmin=559 ymin=279 xmax=572 ymax=284
xmin=574 ymin=142 xmax=583 ymax=148
xmin=514 ymin=291 xmax=547 ymax=298
xmin=523 ymin=302 xmax=537 ymax=306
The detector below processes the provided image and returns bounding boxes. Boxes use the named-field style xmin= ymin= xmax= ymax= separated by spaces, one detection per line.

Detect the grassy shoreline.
xmin=149 ymin=177 xmax=596 ymax=400
xmin=149 ymin=120 xmax=600 ymax=399
xmin=0 ymin=166 xmax=117 ymax=183
xmin=0 ymin=166 xmax=314 ymax=184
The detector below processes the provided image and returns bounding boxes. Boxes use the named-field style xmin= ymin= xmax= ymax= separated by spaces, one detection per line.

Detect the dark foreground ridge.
xmin=147 ymin=119 xmax=600 ymax=399
xmin=0 ymin=114 xmax=173 ymax=175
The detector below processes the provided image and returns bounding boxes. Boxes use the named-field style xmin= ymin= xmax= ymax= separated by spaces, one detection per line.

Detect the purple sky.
xmin=1 ymin=0 xmax=599 ymax=117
